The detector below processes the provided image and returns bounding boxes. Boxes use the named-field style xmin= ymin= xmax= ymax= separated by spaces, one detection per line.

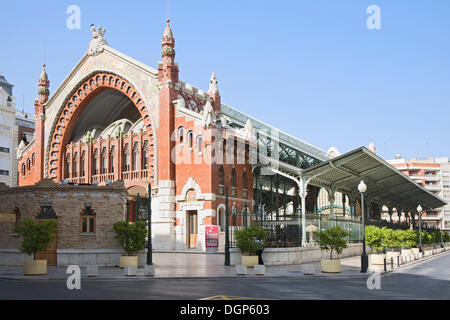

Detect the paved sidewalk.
xmin=0 ymin=253 xmax=365 ymax=281
xmin=1 ymin=250 xmax=447 ymax=281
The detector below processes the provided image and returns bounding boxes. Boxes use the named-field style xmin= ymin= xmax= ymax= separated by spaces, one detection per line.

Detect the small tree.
xmin=113 ymin=221 xmax=147 ymax=256
xmin=314 ymin=227 xmax=349 ymax=260
xmin=235 ymin=226 xmax=268 ymax=256
xmin=14 ymin=218 xmax=58 ymax=260
xmin=365 ymin=226 xmax=386 ymax=254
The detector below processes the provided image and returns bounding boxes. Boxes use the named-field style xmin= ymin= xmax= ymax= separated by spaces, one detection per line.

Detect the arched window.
xmin=231 ymin=167 xmax=237 ymax=197
xmin=142 ymin=141 xmax=148 ymax=170
xmin=65 ymin=154 xmax=70 ymax=179
xmin=26 ymin=159 xmax=31 ymax=172
xmin=93 ymin=149 xmax=98 ymax=176
xmin=81 ymin=152 xmax=86 ymax=177
xmin=242 ymin=169 xmax=248 ymax=199
xmin=187 ymin=131 xmax=194 ymax=150
xmin=231 ymin=168 xmax=236 ymax=187
xmin=123 ymin=144 xmax=130 ymax=172
xmin=31 ymin=154 xmax=35 ymax=167
xmin=110 ymin=146 xmax=115 ymax=174
xmin=21 ymin=164 xmax=26 ymax=176
xmin=218 ymin=206 xmax=226 ymax=232
xmin=196 ymin=135 xmax=203 ymax=153
xmin=73 ymin=153 xmax=78 ymax=178
xmin=101 ymin=147 xmax=107 ymax=174
xmin=218 ymin=166 xmax=225 ymax=196
xmin=132 ymin=143 xmax=139 ymax=171
xmin=178 ymin=127 xmax=184 ymax=145
xmin=80 ymin=205 xmax=96 ymax=234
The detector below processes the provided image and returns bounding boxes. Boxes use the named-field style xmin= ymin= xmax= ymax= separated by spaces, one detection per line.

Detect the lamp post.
xmin=417 ymin=204 xmax=423 ymax=253
xmin=147 ymin=184 xmax=153 ymax=265
xmin=224 ymin=186 xmax=230 ymax=266
xmin=358 ymin=181 xmax=368 ymax=273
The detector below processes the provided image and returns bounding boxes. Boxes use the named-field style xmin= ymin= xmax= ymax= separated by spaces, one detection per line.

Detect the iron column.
xmin=224 ymin=186 xmax=230 ymax=266
xmin=147 ymin=184 xmax=153 ymax=265
xmin=417 ymin=205 xmax=423 ymax=253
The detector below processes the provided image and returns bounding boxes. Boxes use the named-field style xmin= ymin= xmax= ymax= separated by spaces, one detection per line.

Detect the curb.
xmin=379 ymin=249 xmax=449 ymax=276
xmin=1 ymin=250 xmax=447 ymax=282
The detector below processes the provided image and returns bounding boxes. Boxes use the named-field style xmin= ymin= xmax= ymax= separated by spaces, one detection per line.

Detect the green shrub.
xmin=365 ymin=226 xmax=386 ymax=254
xmin=113 ymin=221 xmax=147 ymax=256
xmin=384 ymin=228 xmax=403 ymax=250
xmin=14 ymin=218 xmax=58 ymax=260
xmin=399 ymin=229 xmax=418 ymax=248
xmin=314 ymin=227 xmax=349 ymax=260
xmin=235 ymin=226 xmax=268 ymax=256
xmin=443 ymin=232 xmax=450 ymax=243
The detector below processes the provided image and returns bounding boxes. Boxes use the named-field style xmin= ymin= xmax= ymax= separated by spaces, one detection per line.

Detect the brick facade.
xmin=0 ymin=179 xmax=127 ymax=266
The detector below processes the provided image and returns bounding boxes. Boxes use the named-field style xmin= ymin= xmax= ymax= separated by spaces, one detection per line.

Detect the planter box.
xmin=386 ymin=251 xmax=400 ymax=260
xmin=241 ymin=255 xmax=259 ymax=268
xmin=119 ymin=256 xmax=138 ymax=269
xmin=370 ymin=254 xmax=386 ymax=266
xmin=401 ymin=249 xmax=413 ymax=256
xmin=321 ymin=259 xmax=341 ymax=273
xmin=412 ymin=248 xmax=420 ymax=254
xmin=24 ymin=260 xmax=47 ymax=276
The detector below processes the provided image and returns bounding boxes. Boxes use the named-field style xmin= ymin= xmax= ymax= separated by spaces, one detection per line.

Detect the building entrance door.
xmin=187 ymin=211 xmax=198 ymax=249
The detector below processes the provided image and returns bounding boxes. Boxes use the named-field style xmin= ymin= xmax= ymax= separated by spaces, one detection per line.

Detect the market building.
xmin=7 ymin=21 xmax=445 ymax=265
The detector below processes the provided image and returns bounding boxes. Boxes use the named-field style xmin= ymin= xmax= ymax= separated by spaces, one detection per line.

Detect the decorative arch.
xmin=180 ymin=177 xmax=202 ymax=198
xmin=47 ymin=71 xmax=155 ymax=183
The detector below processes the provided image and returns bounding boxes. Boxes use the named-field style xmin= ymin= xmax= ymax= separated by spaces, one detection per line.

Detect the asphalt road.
xmin=1 ymin=253 xmax=449 ymax=300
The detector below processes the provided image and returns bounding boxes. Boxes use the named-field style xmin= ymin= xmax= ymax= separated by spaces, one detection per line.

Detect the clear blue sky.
xmin=1 ymin=0 xmax=449 ymax=160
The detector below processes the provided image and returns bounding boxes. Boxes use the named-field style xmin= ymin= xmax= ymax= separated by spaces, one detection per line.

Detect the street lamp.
xmin=417 ymin=204 xmax=423 ymax=253
xmin=358 ymin=181 xmax=368 ymax=273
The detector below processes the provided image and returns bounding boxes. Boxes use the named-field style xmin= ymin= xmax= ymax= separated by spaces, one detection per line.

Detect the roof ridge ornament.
xmin=88 ymin=24 xmax=109 ymax=56
xmin=201 ymin=100 xmax=216 ymax=128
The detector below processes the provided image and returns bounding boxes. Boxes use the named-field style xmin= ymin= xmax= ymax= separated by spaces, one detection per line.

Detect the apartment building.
xmin=387 ymin=156 xmax=450 ymax=230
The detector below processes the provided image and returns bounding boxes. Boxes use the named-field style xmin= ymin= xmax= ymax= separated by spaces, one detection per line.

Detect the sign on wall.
xmin=205 ymin=226 xmax=219 ymax=249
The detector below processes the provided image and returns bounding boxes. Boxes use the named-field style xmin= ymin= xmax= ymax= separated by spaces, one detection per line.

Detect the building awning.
xmin=300 ymin=147 xmax=446 ymax=211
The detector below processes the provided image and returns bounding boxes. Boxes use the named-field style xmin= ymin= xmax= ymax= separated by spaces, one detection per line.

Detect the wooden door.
xmin=188 ymin=211 xmax=198 ymax=249
xmin=35 ymin=219 xmax=58 ymax=266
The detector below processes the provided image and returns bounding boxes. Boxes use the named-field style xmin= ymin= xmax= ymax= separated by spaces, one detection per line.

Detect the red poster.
xmin=205 ymin=226 xmax=219 ymax=248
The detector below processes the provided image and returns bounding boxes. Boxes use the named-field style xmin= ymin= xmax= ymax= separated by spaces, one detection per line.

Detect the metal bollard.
xmin=397 ymin=255 xmax=400 ymax=267
xmin=384 ymin=258 xmax=387 ymax=272
xmin=391 ymin=257 xmax=394 ymax=270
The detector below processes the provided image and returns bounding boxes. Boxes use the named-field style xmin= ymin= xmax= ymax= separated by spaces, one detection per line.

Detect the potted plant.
xmin=365 ymin=226 xmax=386 ymax=265
xmin=14 ymin=218 xmax=58 ymax=276
xmin=314 ymin=227 xmax=349 ymax=273
xmin=113 ymin=221 xmax=147 ymax=268
xmin=235 ymin=226 xmax=268 ymax=268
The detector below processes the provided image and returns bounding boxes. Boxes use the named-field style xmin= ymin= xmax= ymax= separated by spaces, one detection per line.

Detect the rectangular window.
xmin=0 ymin=147 xmax=9 ymax=153
xmin=80 ymin=216 xmax=95 ymax=234
xmin=0 ymin=170 xmax=9 ymax=176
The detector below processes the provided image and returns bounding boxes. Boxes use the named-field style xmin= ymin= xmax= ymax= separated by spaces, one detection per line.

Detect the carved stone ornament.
xmin=201 ymin=100 xmax=216 ymax=128
xmin=88 ymin=25 xmax=109 ymax=56
xmin=242 ymin=119 xmax=256 ymax=142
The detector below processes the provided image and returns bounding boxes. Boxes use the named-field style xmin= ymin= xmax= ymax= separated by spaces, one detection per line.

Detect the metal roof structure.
xmin=221 ymin=103 xmax=330 ymax=166
xmin=300 ymin=147 xmax=446 ymax=211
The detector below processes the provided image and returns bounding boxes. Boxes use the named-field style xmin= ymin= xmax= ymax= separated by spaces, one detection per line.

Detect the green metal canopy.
xmin=300 ymin=147 xmax=446 ymax=211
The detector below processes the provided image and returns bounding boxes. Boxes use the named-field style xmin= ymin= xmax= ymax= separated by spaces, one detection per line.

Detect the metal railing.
xmin=228 ymin=212 xmax=364 ymax=248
